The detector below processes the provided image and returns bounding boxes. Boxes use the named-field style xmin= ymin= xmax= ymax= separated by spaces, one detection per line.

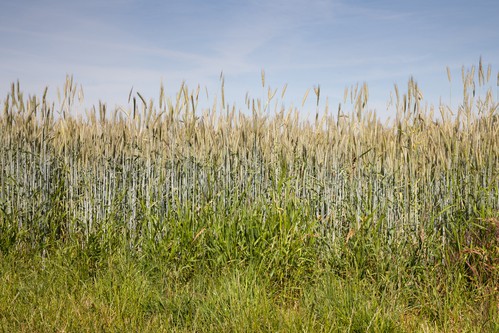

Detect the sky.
xmin=1 ymin=0 xmax=498 ymax=120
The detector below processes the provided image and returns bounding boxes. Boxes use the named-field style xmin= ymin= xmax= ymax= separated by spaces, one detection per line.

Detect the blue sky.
xmin=1 ymin=0 xmax=498 ymax=119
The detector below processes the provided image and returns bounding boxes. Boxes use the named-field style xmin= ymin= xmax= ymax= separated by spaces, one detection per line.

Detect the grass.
xmin=0 ymin=60 xmax=498 ymax=331
xmin=1 ymin=201 xmax=497 ymax=332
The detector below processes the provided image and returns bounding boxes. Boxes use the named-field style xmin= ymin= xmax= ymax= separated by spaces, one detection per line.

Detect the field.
xmin=0 ymin=63 xmax=498 ymax=332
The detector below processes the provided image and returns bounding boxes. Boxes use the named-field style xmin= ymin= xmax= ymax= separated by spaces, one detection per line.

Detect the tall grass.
xmin=1 ymin=63 xmax=498 ymax=249
xmin=0 ymin=61 xmax=498 ymax=331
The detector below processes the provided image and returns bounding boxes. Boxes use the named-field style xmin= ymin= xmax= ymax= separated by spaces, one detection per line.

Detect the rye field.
xmin=0 ymin=62 xmax=498 ymax=332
